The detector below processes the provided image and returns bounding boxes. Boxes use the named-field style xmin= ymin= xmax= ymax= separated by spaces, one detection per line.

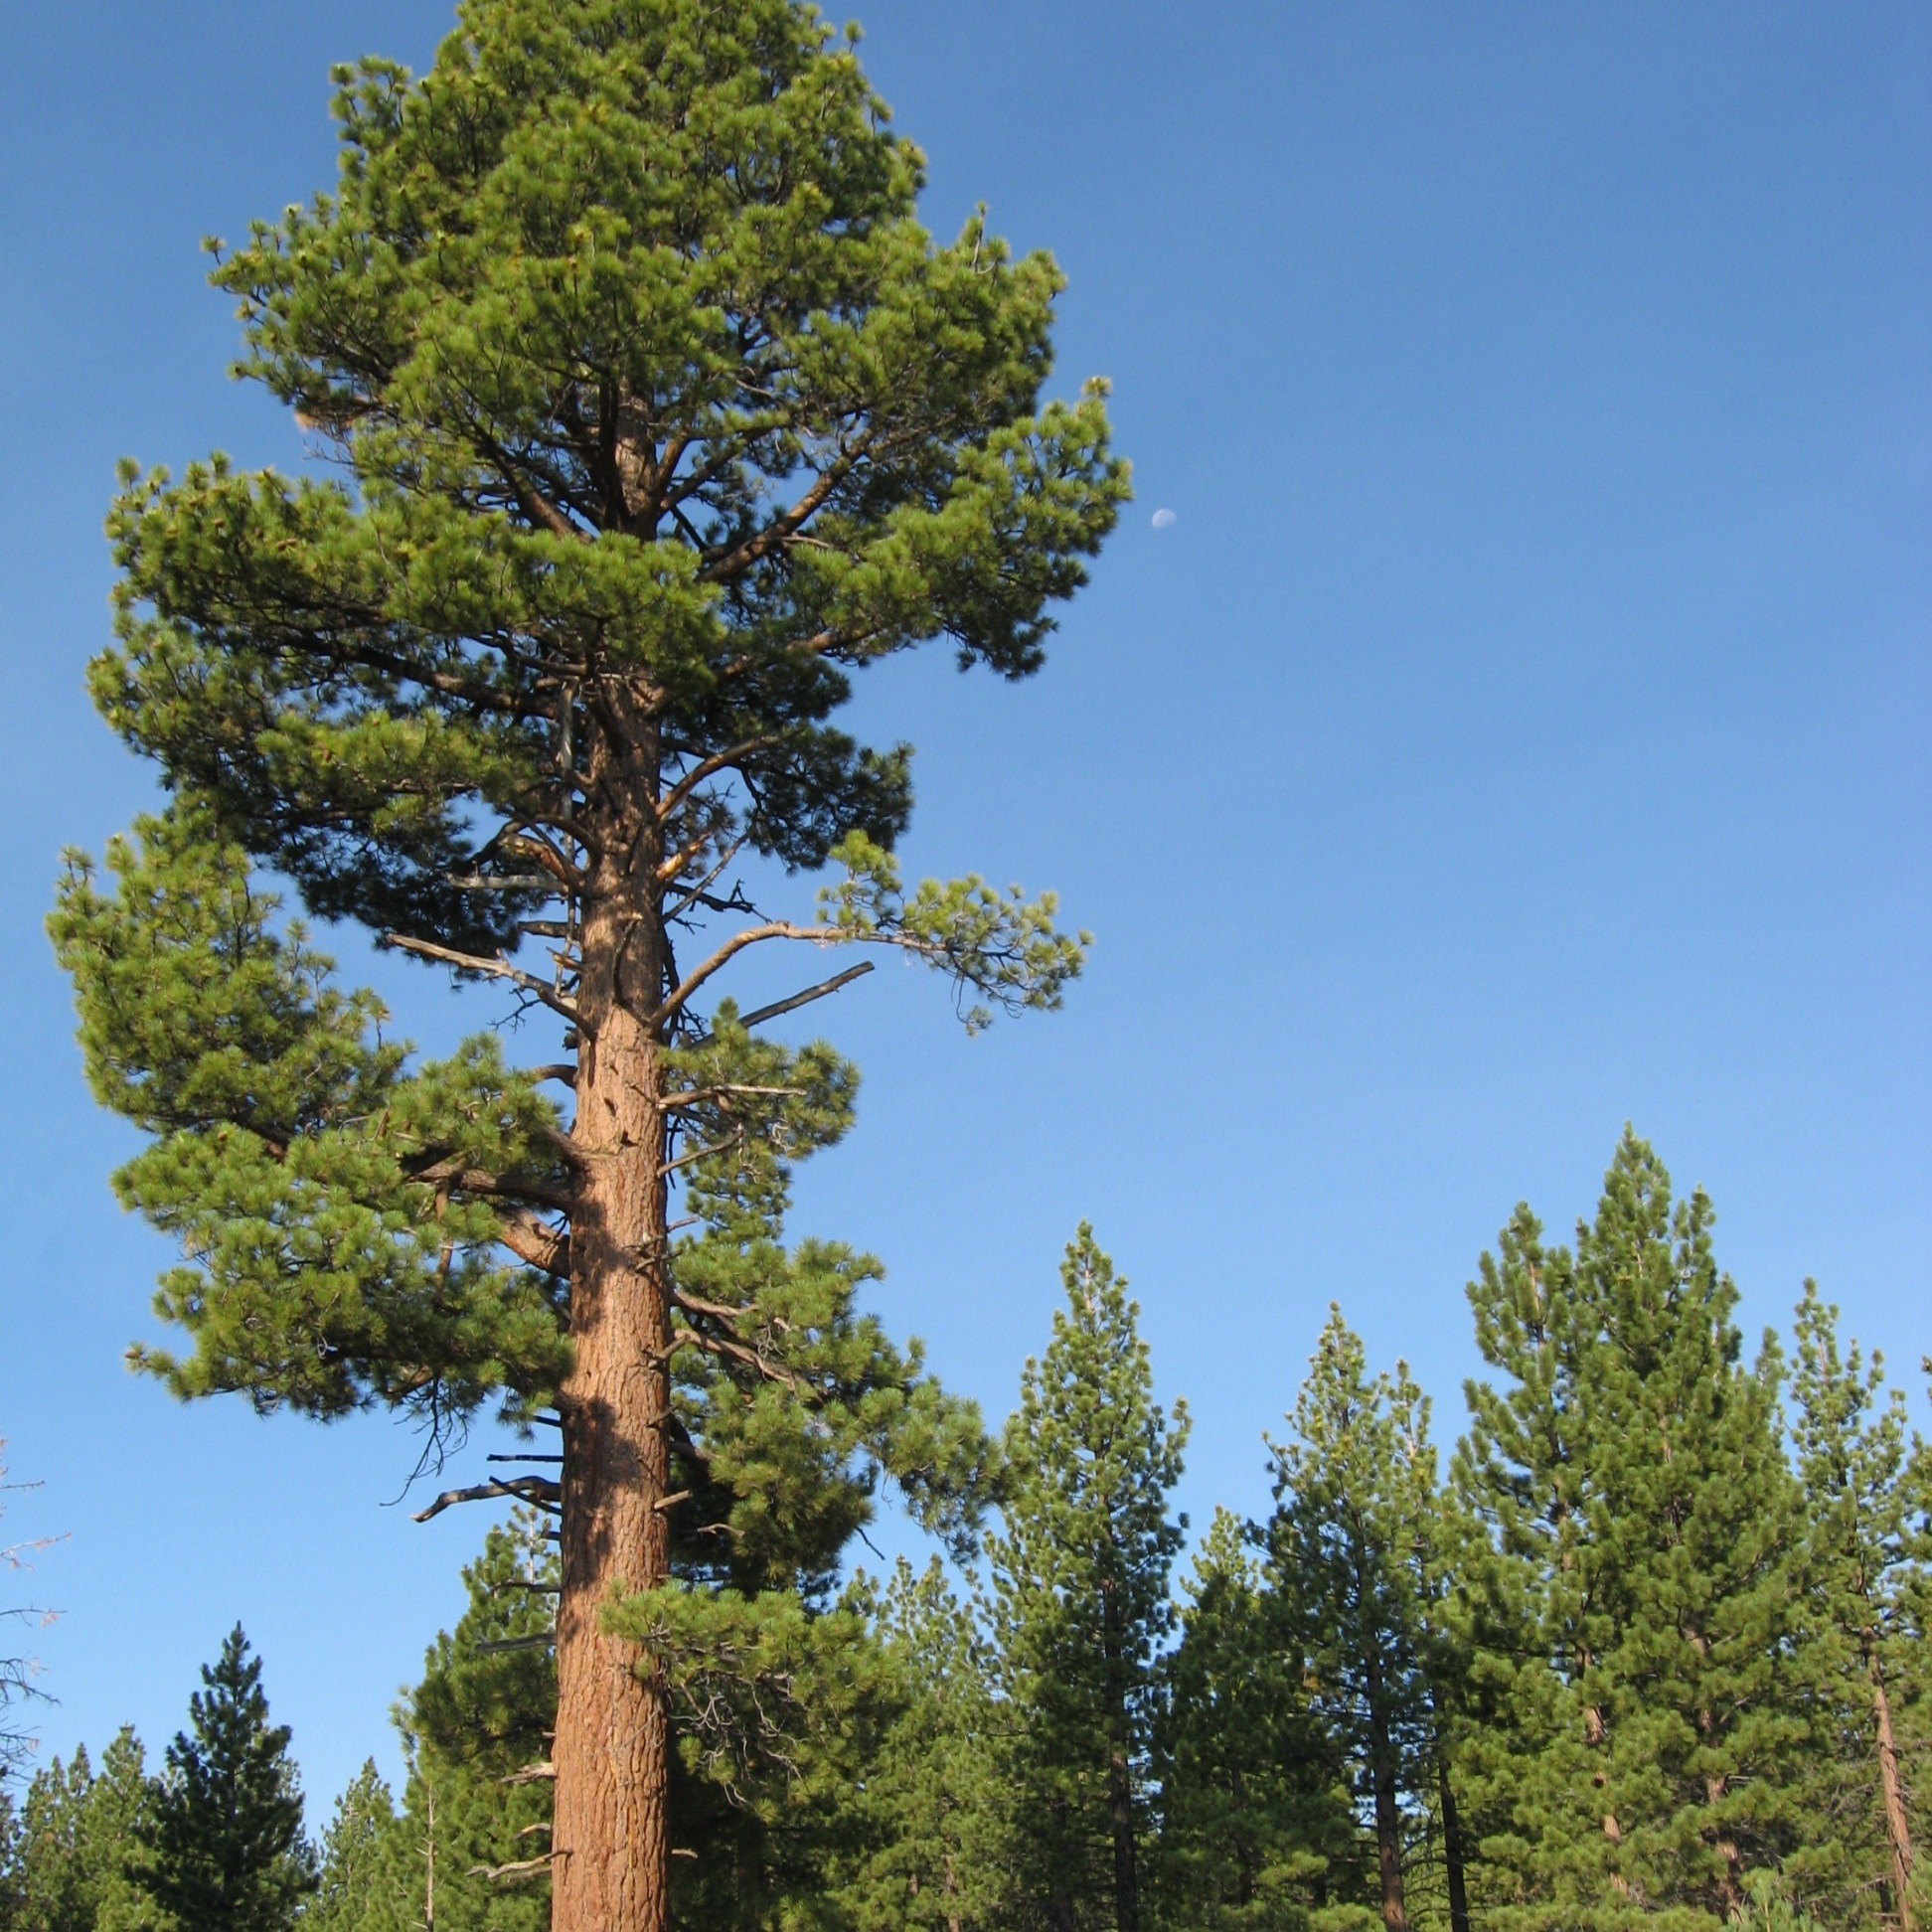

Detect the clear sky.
xmin=0 ymin=1 xmax=1926 ymax=1816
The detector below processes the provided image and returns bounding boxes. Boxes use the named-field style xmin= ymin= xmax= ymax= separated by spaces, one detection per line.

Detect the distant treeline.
xmin=4 ymin=1132 xmax=1926 ymax=1932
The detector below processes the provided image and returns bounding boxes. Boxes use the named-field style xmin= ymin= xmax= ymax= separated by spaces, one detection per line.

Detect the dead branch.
xmin=412 ymin=1476 xmax=562 ymax=1524
xmin=685 ymin=961 xmax=875 ymax=1047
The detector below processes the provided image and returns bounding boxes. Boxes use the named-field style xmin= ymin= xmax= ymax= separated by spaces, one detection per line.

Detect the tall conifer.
xmin=1265 ymin=1311 xmax=1442 ymax=1932
xmin=1455 ymin=1133 xmax=1806 ymax=1928
xmin=988 ymin=1227 xmax=1188 ymax=1932
xmin=137 ymin=1628 xmax=315 ymax=1932
xmin=49 ymin=4 xmax=1124 ymax=1927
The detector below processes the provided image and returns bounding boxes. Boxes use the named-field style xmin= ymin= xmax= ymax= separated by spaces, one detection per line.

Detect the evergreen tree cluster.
xmin=11 ymin=1137 xmax=1926 ymax=1932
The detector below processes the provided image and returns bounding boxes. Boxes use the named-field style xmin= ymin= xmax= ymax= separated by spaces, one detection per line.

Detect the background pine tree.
xmin=308 ymin=1762 xmax=397 ymax=1932
xmin=1786 ymin=1283 xmax=1928 ymax=1926
xmin=1150 ymin=1508 xmax=1358 ymax=1932
xmin=7 ymin=1747 xmax=94 ymax=1932
xmin=988 ymin=1227 xmax=1188 ymax=1932
xmin=840 ymin=1557 xmax=1009 ymax=1932
xmin=1265 ymin=1310 xmax=1443 ymax=1932
xmin=136 ymin=1627 xmax=314 ymax=1932
xmin=361 ymin=1516 xmax=559 ymax=1932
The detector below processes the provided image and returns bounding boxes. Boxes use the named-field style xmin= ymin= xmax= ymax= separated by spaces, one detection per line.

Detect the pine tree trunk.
xmin=1102 ymin=1577 xmax=1138 ymax=1932
xmin=1365 ymin=1667 xmax=1408 ymax=1932
xmin=553 ymin=747 xmax=674 ymax=1932
xmin=1869 ymin=1647 xmax=1915 ymax=1931
xmin=1436 ymin=1750 xmax=1471 ymax=1932
xmin=1107 ymin=1721 xmax=1137 ymax=1932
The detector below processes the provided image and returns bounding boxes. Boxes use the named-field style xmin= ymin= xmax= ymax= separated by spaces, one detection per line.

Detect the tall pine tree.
xmin=49 ymin=4 xmax=1124 ymax=1927
xmin=137 ymin=1628 xmax=315 ymax=1932
xmin=988 ymin=1227 xmax=1188 ymax=1932
xmin=1265 ymin=1310 xmax=1443 ymax=1932
xmin=1454 ymin=1132 xmax=1806 ymax=1928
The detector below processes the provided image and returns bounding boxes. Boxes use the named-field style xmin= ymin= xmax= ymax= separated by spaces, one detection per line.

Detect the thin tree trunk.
xmin=1365 ymin=1667 xmax=1408 ymax=1932
xmin=1102 ymin=1577 xmax=1138 ymax=1932
xmin=1436 ymin=1749 xmax=1471 ymax=1932
xmin=1870 ymin=1649 xmax=1916 ymax=1931
xmin=1107 ymin=1718 xmax=1138 ymax=1932
xmin=553 ymin=743 xmax=674 ymax=1932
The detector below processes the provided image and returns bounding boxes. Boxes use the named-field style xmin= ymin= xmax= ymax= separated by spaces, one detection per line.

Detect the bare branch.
xmin=671 ymin=1325 xmax=807 ymax=1394
xmin=653 ymin=922 xmax=833 ymax=1028
xmin=686 ymin=961 xmax=874 ymax=1046
xmin=471 ymin=1852 xmax=564 ymax=1884
xmin=412 ymin=1476 xmax=562 ymax=1524
xmin=657 ymin=1130 xmax=746 ymax=1182
xmin=698 ymin=442 xmax=868 ymax=584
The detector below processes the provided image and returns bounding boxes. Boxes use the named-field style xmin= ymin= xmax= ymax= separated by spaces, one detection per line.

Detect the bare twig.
xmin=381 ymin=933 xmax=580 ymax=1024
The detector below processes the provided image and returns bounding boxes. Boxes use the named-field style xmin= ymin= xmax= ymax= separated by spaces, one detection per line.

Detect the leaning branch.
xmin=654 ymin=735 xmax=782 ymax=832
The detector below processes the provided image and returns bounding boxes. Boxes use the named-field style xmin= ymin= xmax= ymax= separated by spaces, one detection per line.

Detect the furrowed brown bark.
xmin=1870 ymin=1650 xmax=1916 ymax=1931
xmin=553 ymin=716 xmax=674 ymax=1932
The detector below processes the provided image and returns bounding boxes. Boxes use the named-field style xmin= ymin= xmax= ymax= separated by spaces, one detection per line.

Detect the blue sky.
xmin=1 ymin=1 xmax=1926 ymax=1814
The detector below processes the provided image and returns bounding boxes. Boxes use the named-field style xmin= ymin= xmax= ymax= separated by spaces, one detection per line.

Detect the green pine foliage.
xmin=1151 ymin=1509 xmax=1358 ymax=1932
xmin=1264 ymin=1310 xmax=1446 ymax=1932
xmin=137 ymin=1628 xmax=315 ymax=1932
xmin=0 ymin=1730 xmax=163 ymax=1932
xmin=839 ymin=1557 xmax=1008 ymax=1932
xmin=988 ymin=1226 xmax=1189 ymax=1932
xmin=51 ymin=0 xmax=1122 ymax=1446
xmin=1454 ymin=1132 xmax=1809 ymax=1930
xmin=355 ymin=1514 xmax=559 ymax=1932
xmin=308 ymin=1762 xmax=397 ymax=1932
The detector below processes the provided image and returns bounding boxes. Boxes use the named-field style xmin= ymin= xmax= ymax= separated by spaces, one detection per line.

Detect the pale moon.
xmin=1151 ymin=508 xmax=1177 ymax=530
